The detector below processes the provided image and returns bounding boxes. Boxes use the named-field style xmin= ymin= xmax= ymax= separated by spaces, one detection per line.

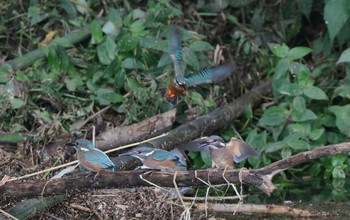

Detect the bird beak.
xmin=118 ymin=151 xmax=134 ymax=156
xmin=65 ymin=142 xmax=77 ymax=149
xmin=198 ymin=140 xmax=211 ymax=148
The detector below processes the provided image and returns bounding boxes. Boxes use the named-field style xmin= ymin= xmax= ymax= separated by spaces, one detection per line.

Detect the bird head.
xmin=66 ymin=139 xmax=94 ymax=152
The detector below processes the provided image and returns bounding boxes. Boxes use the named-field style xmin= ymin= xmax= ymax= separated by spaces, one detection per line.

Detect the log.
xmin=2 ymin=141 xmax=350 ymax=200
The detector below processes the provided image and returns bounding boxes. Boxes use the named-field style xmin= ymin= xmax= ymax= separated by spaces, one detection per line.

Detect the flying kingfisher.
xmin=164 ymin=26 xmax=236 ymax=103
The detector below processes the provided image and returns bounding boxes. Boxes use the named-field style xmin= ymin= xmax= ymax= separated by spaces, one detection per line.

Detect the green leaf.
xmin=269 ymin=43 xmax=289 ymax=58
xmin=122 ymin=58 xmax=137 ymax=69
xmin=329 ymin=105 xmax=350 ymax=137
xmin=274 ymin=58 xmax=291 ymax=79
xmin=97 ymin=43 xmax=112 ymax=65
xmin=296 ymin=64 xmax=314 ymax=86
xmin=292 ymin=109 xmax=318 ymax=122
xmin=129 ymin=19 xmax=145 ymax=34
xmin=127 ymin=77 xmax=140 ymax=92
xmin=189 ymin=91 xmax=204 ymax=105
xmin=309 ymin=128 xmax=325 ymax=141
xmin=64 ymin=77 xmax=82 ymax=91
xmin=265 ymin=141 xmax=285 ymax=153
xmin=258 ymin=106 xmax=289 ymax=127
xmin=278 ymin=82 xmax=303 ymax=96
xmin=200 ymin=151 xmax=212 ymax=167
xmin=11 ymin=98 xmax=25 ymax=109
xmin=336 ymin=47 xmax=350 ymax=64
xmin=102 ymin=21 xmax=119 ymax=36
xmin=324 ymin=0 xmax=349 ymax=42
xmin=189 ymin=41 xmax=214 ymax=52
xmin=183 ymin=47 xmax=199 ymax=70
xmin=132 ymin=9 xmax=146 ymax=19
xmin=287 ymin=139 xmax=310 ymax=151
xmin=294 ymin=0 xmax=313 ymax=18
xmin=27 ymin=6 xmax=49 ymax=25
xmin=303 ymin=85 xmax=328 ymax=100
xmin=287 ymin=122 xmax=311 ymax=136
xmin=287 ymin=47 xmax=312 ymax=60
xmin=88 ymin=19 xmax=103 ymax=43
xmin=331 ymin=155 xmax=347 ymax=166
xmin=332 ymin=167 xmax=346 ymax=179
xmin=118 ymin=34 xmax=139 ymax=52
xmin=246 ymin=129 xmax=267 ymax=149
xmin=281 ymin=147 xmax=292 ymax=158
xmin=187 ymin=151 xmax=199 ymax=160
xmin=105 ymin=36 xmax=117 ymax=60
xmin=0 ymin=72 xmax=9 ymax=83
xmin=139 ymin=37 xmax=168 ymax=52
xmin=292 ymin=96 xmax=306 ymax=112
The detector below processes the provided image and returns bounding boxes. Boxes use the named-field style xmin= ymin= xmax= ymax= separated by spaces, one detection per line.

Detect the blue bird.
xmin=119 ymin=146 xmax=187 ymax=172
xmin=164 ymin=26 xmax=236 ymax=103
xmin=67 ymin=139 xmax=115 ymax=173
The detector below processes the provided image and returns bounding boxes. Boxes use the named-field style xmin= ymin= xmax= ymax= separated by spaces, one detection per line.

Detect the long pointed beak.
xmin=198 ymin=140 xmax=212 ymax=148
xmin=118 ymin=151 xmax=134 ymax=156
xmin=65 ymin=142 xmax=76 ymax=147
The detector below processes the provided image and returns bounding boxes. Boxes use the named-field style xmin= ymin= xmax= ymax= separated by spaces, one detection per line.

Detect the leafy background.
xmin=1 ymin=0 xmax=350 ymax=205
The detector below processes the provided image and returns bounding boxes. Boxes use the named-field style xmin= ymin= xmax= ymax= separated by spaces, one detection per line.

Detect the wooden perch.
xmin=188 ymin=203 xmax=327 ymax=218
xmin=96 ymin=109 xmax=176 ymax=151
xmin=2 ymin=141 xmax=350 ymax=200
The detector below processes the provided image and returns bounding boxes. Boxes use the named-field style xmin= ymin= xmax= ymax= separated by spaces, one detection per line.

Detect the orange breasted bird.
xmin=119 ymin=146 xmax=187 ymax=172
xmin=66 ymin=139 xmax=115 ymax=173
xmin=164 ymin=26 xmax=236 ymax=103
xmin=198 ymin=135 xmax=259 ymax=169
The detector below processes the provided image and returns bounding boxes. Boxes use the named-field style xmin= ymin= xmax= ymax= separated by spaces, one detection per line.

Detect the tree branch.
xmin=2 ymin=141 xmax=350 ymax=200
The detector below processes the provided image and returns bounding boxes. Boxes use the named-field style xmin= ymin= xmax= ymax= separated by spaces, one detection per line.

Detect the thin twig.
xmin=0 ymin=209 xmax=19 ymax=220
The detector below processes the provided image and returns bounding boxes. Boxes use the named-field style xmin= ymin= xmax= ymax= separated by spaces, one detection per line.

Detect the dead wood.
xmin=188 ymin=203 xmax=328 ymax=218
xmin=96 ymin=109 xmax=177 ymax=151
xmin=2 ymin=141 xmax=350 ymax=201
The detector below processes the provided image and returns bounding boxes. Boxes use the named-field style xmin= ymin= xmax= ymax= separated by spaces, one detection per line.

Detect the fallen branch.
xmin=2 ymin=141 xmax=350 ymax=200
xmin=96 ymin=109 xmax=176 ymax=151
xmin=188 ymin=203 xmax=327 ymax=218
xmin=1 ymin=27 xmax=90 ymax=72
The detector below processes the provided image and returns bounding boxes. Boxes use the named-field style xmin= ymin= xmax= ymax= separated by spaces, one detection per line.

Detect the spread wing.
xmin=226 ymin=139 xmax=259 ymax=163
xmin=170 ymin=26 xmax=186 ymax=84
xmin=186 ymin=63 xmax=236 ymax=87
xmin=83 ymin=149 xmax=115 ymax=171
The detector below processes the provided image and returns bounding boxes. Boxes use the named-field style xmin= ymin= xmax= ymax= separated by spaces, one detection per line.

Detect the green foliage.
xmin=1 ymin=0 xmax=350 ymax=200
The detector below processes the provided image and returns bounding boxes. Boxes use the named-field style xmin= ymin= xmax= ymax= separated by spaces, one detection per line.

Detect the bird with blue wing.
xmin=66 ymin=139 xmax=115 ymax=174
xmin=119 ymin=146 xmax=187 ymax=172
xmin=164 ymin=26 xmax=236 ymax=103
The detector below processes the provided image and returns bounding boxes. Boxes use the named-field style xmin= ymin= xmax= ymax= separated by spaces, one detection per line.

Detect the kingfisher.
xmin=66 ymin=139 xmax=115 ymax=173
xmin=164 ymin=26 xmax=236 ymax=103
xmin=197 ymin=135 xmax=259 ymax=169
xmin=119 ymin=146 xmax=187 ymax=172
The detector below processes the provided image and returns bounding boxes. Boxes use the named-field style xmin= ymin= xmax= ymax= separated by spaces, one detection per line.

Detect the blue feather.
xmin=83 ymin=149 xmax=116 ymax=171
xmin=170 ymin=26 xmax=185 ymax=82
xmin=186 ymin=63 xmax=235 ymax=87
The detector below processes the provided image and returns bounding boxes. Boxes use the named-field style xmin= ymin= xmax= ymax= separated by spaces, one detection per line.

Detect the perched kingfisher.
xmin=66 ymin=139 xmax=115 ymax=173
xmin=198 ymin=135 xmax=259 ymax=169
xmin=119 ymin=146 xmax=187 ymax=172
xmin=164 ymin=26 xmax=236 ymax=103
